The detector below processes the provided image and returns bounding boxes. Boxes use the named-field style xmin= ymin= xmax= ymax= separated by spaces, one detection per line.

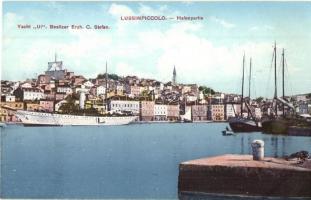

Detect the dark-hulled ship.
xmin=229 ymin=54 xmax=262 ymax=132
xmin=229 ymin=117 xmax=262 ymax=132
xmin=261 ymin=43 xmax=301 ymax=134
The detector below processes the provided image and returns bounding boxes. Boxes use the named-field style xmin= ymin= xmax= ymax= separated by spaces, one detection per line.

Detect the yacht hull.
xmin=16 ymin=110 xmax=138 ymax=126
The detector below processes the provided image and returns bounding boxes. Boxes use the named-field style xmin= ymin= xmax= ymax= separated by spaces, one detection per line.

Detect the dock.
xmin=178 ymin=154 xmax=311 ymax=198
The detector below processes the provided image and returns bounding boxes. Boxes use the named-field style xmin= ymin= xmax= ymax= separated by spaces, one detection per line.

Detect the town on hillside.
xmin=1 ymin=56 xmax=311 ymax=123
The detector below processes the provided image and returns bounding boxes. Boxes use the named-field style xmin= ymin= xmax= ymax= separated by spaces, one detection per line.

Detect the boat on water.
xmin=261 ymin=43 xmax=300 ymax=134
xmin=262 ymin=116 xmax=291 ymax=134
xmin=15 ymin=110 xmax=138 ymax=126
xmin=183 ymin=119 xmax=193 ymax=123
xmin=262 ymin=114 xmax=311 ymax=135
xmin=222 ymin=130 xmax=234 ymax=136
xmin=229 ymin=54 xmax=262 ymax=132
xmin=229 ymin=117 xmax=262 ymax=132
xmin=0 ymin=122 xmax=7 ymax=128
xmin=222 ymin=126 xmax=235 ymax=135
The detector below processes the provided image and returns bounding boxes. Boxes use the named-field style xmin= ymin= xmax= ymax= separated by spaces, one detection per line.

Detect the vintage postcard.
xmin=1 ymin=1 xmax=311 ymax=199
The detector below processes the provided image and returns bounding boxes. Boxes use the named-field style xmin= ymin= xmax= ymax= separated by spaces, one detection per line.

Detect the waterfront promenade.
xmin=179 ymin=154 xmax=311 ymax=197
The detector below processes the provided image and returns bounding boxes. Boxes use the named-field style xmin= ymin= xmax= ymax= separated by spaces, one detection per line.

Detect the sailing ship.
xmin=229 ymin=54 xmax=262 ymax=132
xmin=15 ymin=61 xmax=138 ymax=126
xmin=261 ymin=43 xmax=296 ymax=134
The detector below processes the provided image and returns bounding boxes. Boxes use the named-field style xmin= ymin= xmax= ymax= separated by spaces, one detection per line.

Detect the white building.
xmin=109 ymin=100 xmax=140 ymax=115
xmin=116 ymin=85 xmax=124 ymax=94
xmin=186 ymin=95 xmax=198 ymax=102
xmin=226 ymin=104 xmax=236 ymax=119
xmin=96 ymin=85 xmax=106 ymax=96
xmin=20 ymin=82 xmax=32 ymax=88
xmin=154 ymin=104 xmax=167 ymax=121
xmin=181 ymin=106 xmax=192 ymax=121
xmin=5 ymin=95 xmax=15 ymax=102
xmin=225 ymin=104 xmax=241 ymax=120
xmin=23 ymin=88 xmax=44 ymax=101
xmin=57 ymin=86 xmax=73 ymax=94
xmin=83 ymin=80 xmax=94 ymax=88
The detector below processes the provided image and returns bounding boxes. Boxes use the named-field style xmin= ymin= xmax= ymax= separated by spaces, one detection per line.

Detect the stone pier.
xmin=178 ymin=154 xmax=311 ymax=198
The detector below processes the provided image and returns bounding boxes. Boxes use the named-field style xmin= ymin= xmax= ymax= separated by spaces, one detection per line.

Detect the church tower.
xmin=172 ymin=66 xmax=177 ymax=85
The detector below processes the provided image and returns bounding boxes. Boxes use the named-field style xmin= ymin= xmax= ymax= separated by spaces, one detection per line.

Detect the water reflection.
xmin=240 ymin=136 xmax=244 ymax=154
xmin=282 ymin=137 xmax=286 ymax=157
xmin=271 ymin=136 xmax=278 ymax=157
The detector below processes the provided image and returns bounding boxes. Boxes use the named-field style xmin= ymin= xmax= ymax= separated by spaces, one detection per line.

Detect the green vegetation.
xmin=255 ymin=97 xmax=264 ymax=103
xmin=58 ymin=93 xmax=103 ymax=115
xmin=59 ymin=102 xmax=79 ymax=114
xmin=59 ymin=103 xmax=101 ymax=116
xmin=141 ymin=90 xmax=149 ymax=97
xmin=97 ymin=73 xmax=120 ymax=80
xmin=140 ymin=90 xmax=153 ymax=101
xmin=65 ymin=93 xmax=79 ymax=102
xmin=199 ymin=86 xmax=215 ymax=95
xmin=59 ymin=94 xmax=80 ymax=114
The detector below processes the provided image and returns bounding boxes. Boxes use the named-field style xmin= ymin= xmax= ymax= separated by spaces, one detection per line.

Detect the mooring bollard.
xmin=251 ymin=140 xmax=264 ymax=160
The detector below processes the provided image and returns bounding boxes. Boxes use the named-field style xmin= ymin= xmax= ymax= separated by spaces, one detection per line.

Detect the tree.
xmin=59 ymin=102 xmax=79 ymax=114
xmin=140 ymin=90 xmax=153 ymax=101
xmin=97 ymin=73 xmax=120 ymax=80
xmin=108 ymin=74 xmax=119 ymax=80
xmin=65 ymin=93 xmax=79 ymax=103
xmin=199 ymin=86 xmax=215 ymax=95
xmin=255 ymin=97 xmax=264 ymax=104
xmin=141 ymin=90 xmax=148 ymax=97
xmin=58 ymin=94 xmax=80 ymax=114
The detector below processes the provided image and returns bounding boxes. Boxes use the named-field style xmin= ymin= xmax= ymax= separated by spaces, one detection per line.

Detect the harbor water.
xmin=1 ymin=123 xmax=311 ymax=199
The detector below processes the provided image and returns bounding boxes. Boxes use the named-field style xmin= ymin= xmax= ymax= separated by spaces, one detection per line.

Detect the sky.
xmin=2 ymin=1 xmax=311 ymax=98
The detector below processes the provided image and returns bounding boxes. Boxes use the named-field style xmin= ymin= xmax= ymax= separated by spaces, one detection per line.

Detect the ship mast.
xmin=105 ymin=61 xmax=108 ymax=113
xmin=248 ymin=57 xmax=252 ymax=101
xmin=241 ymin=53 xmax=245 ymax=117
xmin=282 ymin=48 xmax=285 ymax=116
xmin=274 ymin=42 xmax=278 ymax=116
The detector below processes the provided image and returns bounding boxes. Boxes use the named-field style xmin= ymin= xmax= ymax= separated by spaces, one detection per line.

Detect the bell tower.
xmin=172 ymin=66 xmax=177 ymax=85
